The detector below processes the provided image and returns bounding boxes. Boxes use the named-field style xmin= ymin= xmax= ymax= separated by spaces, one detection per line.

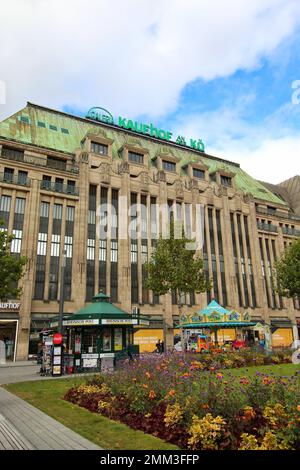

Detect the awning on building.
xmin=270 ymin=319 xmax=292 ymax=330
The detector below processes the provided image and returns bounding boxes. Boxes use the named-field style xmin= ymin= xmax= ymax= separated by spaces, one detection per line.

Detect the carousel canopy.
xmin=50 ymin=292 xmax=150 ymax=327
xmin=180 ymin=300 xmax=256 ymax=328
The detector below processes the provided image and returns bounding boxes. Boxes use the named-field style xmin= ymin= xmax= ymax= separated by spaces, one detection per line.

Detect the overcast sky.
xmin=1 ymin=0 xmax=300 ymax=183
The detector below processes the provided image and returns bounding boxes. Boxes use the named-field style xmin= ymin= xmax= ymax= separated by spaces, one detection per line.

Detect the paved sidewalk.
xmin=0 ymin=387 xmax=101 ymax=450
xmin=0 ymin=361 xmax=96 ymax=385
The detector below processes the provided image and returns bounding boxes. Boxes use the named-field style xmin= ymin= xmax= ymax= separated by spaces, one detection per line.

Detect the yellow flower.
xmin=164 ymin=403 xmax=184 ymax=427
xmin=297 ymin=405 xmax=300 ymax=412
xmin=168 ymin=389 xmax=176 ymax=397
xmin=145 ymin=371 xmax=151 ymax=379
xmin=188 ymin=414 xmax=226 ymax=450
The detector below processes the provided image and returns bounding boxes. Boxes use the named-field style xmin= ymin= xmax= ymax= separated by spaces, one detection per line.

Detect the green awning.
xmin=50 ymin=292 xmax=150 ymax=327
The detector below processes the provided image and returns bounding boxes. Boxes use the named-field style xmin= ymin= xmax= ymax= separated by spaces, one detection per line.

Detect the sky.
xmin=0 ymin=0 xmax=300 ymax=183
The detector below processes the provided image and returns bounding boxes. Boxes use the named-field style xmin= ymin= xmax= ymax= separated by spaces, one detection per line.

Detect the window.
xmin=91 ymin=142 xmax=108 ymax=155
xmin=163 ymin=160 xmax=176 ymax=172
xmin=67 ymin=180 xmax=76 ymax=194
xmin=1 ymin=147 xmax=24 ymax=162
xmin=49 ymin=125 xmax=57 ymax=131
xmin=47 ymin=156 xmax=66 ymax=171
xmin=18 ymin=171 xmax=28 ymax=185
xmin=64 ymin=236 xmax=73 ymax=258
xmin=99 ymin=240 xmax=106 ymax=261
xmin=66 ymin=206 xmax=75 ymax=222
xmin=0 ymin=195 xmax=11 ymax=213
xmin=38 ymin=121 xmax=46 ymax=128
xmin=15 ymin=198 xmax=25 ymax=214
xmin=110 ymin=241 xmax=118 ymax=262
xmin=193 ymin=168 xmax=205 ymax=179
xmin=37 ymin=233 xmax=47 ymax=256
xmin=53 ymin=204 xmax=62 ymax=219
xmin=87 ymin=239 xmax=95 ymax=260
xmin=4 ymin=167 xmax=14 ymax=182
xmin=20 ymin=116 xmax=30 ymax=124
xmin=11 ymin=230 xmax=22 ymax=253
xmin=51 ymin=234 xmax=60 ymax=257
xmin=61 ymin=128 xmax=69 ymax=134
xmin=55 ymin=178 xmax=63 ymax=192
xmin=220 ymin=175 xmax=232 ymax=187
xmin=42 ymin=175 xmax=51 ymax=189
xmin=40 ymin=201 xmax=50 ymax=218
xmin=128 ymin=151 xmax=144 ymax=164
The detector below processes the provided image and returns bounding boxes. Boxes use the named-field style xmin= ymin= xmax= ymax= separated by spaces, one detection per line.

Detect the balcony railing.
xmin=256 ymin=206 xmax=300 ymax=222
xmin=40 ymin=180 xmax=79 ymax=196
xmin=282 ymin=227 xmax=300 ymax=237
xmin=0 ymin=148 xmax=79 ymax=174
xmin=0 ymin=172 xmax=31 ymax=187
xmin=257 ymin=221 xmax=278 ymax=233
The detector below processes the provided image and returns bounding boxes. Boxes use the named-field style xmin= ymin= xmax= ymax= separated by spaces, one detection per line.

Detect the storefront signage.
xmin=101 ymin=319 xmax=138 ymax=325
xmin=86 ymin=107 xmax=205 ymax=152
xmin=64 ymin=319 xmax=99 ymax=326
xmin=83 ymin=358 xmax=98 ymax=368
xmin=100 ymin=353 xmax=115 ymax=358
xmin=82 ymin=353 xmax=99 ymax=359
xmin=0 ymin=302 xmax=20 ymax=310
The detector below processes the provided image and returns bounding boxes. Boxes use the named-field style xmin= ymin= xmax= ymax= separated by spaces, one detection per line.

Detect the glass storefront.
xmin=0 ymin=320 xmax=18 ymax=361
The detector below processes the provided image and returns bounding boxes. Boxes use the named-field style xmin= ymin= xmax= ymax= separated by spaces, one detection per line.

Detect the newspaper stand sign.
xmin=52 ymin=333 xmax=63 ymax=376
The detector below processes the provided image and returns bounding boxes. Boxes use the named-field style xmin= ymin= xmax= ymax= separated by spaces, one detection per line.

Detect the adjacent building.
xmin=0 ymin=102 xmax=299 ymax=360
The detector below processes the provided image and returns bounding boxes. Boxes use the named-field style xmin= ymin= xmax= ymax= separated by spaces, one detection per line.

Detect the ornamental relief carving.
xmin=80 ymin=151 xmax=89 ymax=164
xmin=156 ymin=170 xmax=166 ymax=182
xmin=174 ymin=179 xmax=184 ymax=199
xmin=139 ymin=172 xmax=150 ymax=186
xmin=118 ymin=161 xmax=130 ymax=174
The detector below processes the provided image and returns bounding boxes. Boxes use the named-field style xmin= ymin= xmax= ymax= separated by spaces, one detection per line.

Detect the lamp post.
xmin=58 ymin=250 xmax=66 ymax=334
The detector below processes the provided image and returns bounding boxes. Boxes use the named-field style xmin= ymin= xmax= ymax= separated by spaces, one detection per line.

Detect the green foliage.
xmin=145 ymin=220 xmax=211 ymax=301
xmin=274 ymin=237 xmax=300 ymax=298
xmin=0 ymin=225 xmax=27 ymax=300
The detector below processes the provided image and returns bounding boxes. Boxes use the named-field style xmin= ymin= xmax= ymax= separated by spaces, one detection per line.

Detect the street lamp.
xmin=58 ymin=250 xmax=66 ymax=335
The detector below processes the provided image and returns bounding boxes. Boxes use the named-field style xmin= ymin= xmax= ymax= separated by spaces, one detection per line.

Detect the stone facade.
xmin=0 ymin=103 xmax=299 ymax=359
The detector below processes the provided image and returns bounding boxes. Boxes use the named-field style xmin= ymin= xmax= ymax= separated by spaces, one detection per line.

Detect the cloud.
xmin=172 ymin=98 xmax=300 ymax=183
xmin=0 ymin=0 xmax=300 ymax=119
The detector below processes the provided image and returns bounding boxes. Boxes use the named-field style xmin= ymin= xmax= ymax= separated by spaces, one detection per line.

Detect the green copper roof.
xmin=71 ymin=292 xmax=130 ymax=319
xmin=0 ymin=102 xmax=286 ymax=205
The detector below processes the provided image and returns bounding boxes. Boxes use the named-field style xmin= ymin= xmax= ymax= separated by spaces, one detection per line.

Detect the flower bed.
xmin=64 ymin=351 xmax=300 ymax=450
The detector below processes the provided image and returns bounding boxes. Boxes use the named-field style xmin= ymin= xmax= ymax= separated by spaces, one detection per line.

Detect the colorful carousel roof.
xmin=180 ymin=300 xmax=256 ymax=328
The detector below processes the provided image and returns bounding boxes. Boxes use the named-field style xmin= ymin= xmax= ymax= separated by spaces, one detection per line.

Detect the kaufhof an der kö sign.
xmin=86 ymin=107 xmax=205 ymax=152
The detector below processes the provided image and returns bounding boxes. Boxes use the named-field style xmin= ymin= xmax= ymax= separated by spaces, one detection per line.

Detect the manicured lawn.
xmin=223 ymin=363 xmax=300 ymax=377
xmin=4 ymin=378 xmax=179 ymax=450
xmin=4 ymin=363 xmax=299 ymax=450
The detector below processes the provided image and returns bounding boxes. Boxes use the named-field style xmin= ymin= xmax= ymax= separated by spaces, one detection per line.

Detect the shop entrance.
xmin=0 ymin=320 xmax=18 ymax=361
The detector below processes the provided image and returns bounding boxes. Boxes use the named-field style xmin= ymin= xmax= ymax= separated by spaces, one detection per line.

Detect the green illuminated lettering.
xmin=190 ymin=139 xmax=197 ymax=149
xmin=150 ymin=123 xmax=158 ymax=137
xmin=166 ymin=131 xmax=172 ymax=141
xmin=126 ymin=119 xmax=134 ymax=130
xmin=118 ymin=116 xmax=127 ymax=127
xmin=143 ymin=124 xmax=150 ymax=134
xmin=134 ymin=121 xmax=143 ymax=132
xmin=158 ymin=129 xmax=167 ymax=140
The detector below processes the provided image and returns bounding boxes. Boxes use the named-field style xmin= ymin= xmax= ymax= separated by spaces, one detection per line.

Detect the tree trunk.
xmin=177 ymin=289 xmax=185 ymax=359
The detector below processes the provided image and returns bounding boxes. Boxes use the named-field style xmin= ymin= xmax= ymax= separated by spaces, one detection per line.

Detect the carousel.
xmin=180 ymin=300 xmax=258 ymax=352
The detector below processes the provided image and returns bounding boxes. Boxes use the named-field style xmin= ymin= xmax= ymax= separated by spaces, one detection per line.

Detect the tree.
xmin=145 ymin=220 xmax=211 ymax=353
xmin=274 ymin=237 xmax=300 ymax=299
xmin=0 ymin=226 xmax=27 ymax=300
